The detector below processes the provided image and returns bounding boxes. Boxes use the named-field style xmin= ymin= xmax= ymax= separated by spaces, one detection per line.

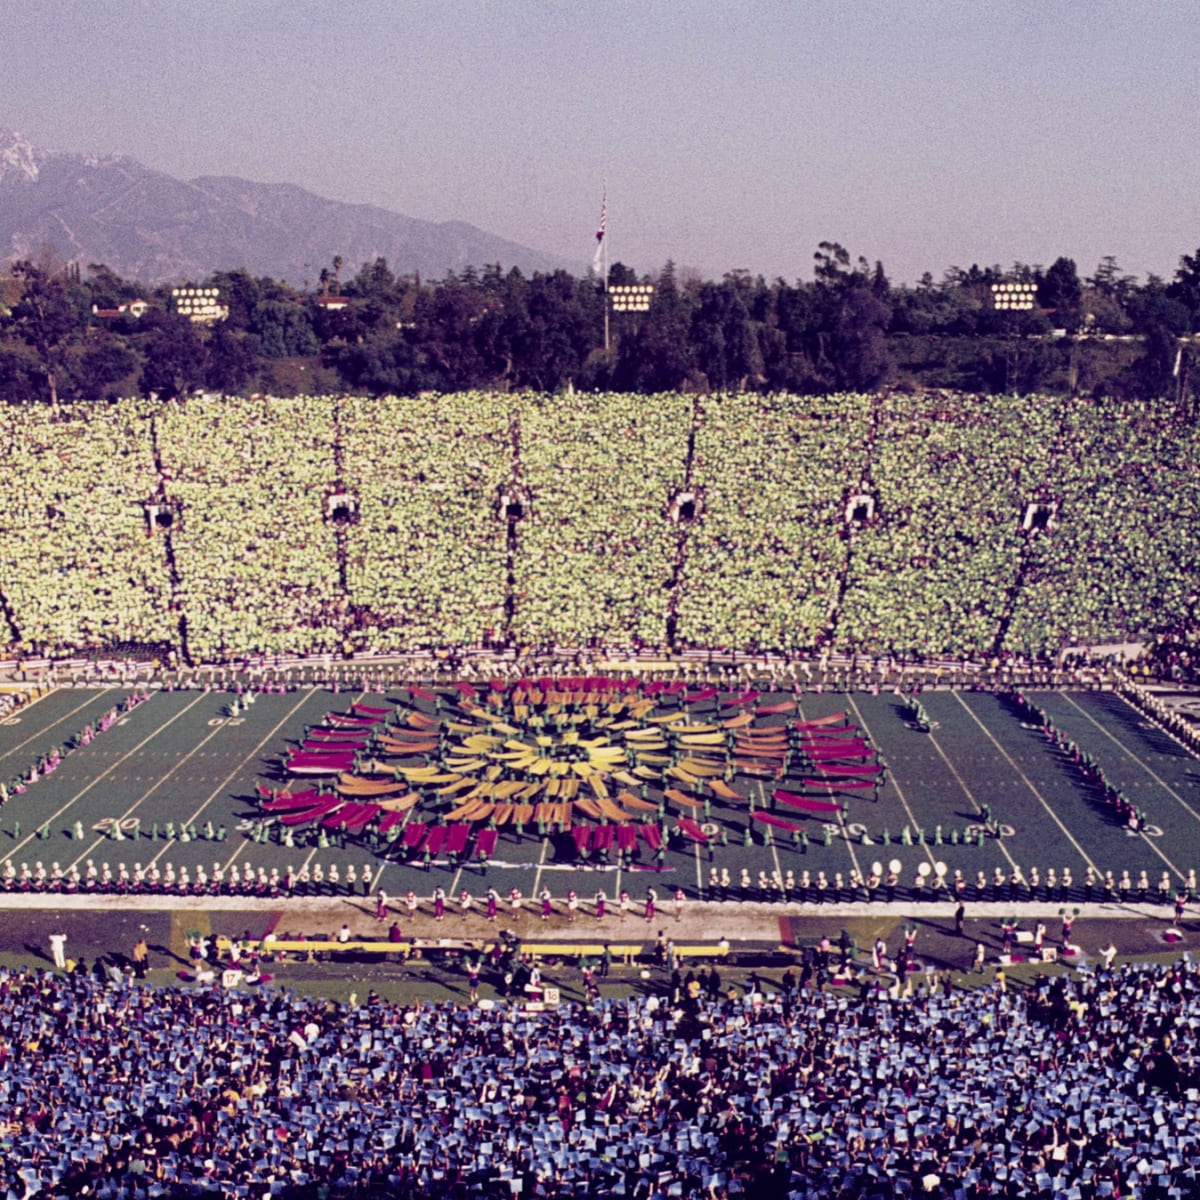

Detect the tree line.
xmin=3 ymin=243 xmax=1200 ymax=403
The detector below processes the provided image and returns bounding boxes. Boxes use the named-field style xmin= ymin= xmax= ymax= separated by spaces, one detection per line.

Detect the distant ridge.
xmin=0 ymin=128 xmax=574 ymax=285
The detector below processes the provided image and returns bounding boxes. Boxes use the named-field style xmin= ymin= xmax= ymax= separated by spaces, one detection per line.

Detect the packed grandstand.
xmin=1 ymin=390 xmax=1198 ymax=667
xmin=3 ymin=389 xmax=1200 ymax=1200
xmin=2 ymin=953 xmax=1199 ymax=1200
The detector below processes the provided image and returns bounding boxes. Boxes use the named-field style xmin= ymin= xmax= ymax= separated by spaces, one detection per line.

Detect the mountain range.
xmin=0 ymin=129 xmax=574 ymax=286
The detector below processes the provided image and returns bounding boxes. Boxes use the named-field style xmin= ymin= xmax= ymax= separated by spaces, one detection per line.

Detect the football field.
xmin=2 ymin=680 xmax=1198 ymax=910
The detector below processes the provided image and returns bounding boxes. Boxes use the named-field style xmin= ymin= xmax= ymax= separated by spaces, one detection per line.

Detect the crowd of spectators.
xmin=340 ymin=393 xmax=511 ymax=652
xmin=511 ymin=393 xmax=691 ymax=649
xmin=835 ymin=393 xmax=1053 ymax=658
xmin=0 ymin=399 xmax=173 ymax=653
xmin=2 ymin=391 xmax=1198 ymax=667
xmin=679 ymin=392 xmax=866 ymax=651
xmin=158 ymin=396 xmax=343 ymax=661
xmin=1004 ymin=396 xmax=1200 ymax=657
xmin=2 ymin=388 xmax=1199 ymax=1197
xmin=2 ymin=950 xmax=1200 ymax=1198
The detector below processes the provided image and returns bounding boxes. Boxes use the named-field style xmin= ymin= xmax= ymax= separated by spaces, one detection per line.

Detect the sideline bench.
xmin=217 ymin=936 xmax=480 ymax=961
xmin=216 ymin=936 xmax=732 ymax=967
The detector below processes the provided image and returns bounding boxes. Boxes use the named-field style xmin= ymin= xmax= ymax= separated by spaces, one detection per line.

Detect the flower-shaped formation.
xmin=373 ymin=679 xmax=873 ymax=830
xmin=268 ymin=679 xmax=879 ymax=846
xmin=445 ymin=725 xmax=630 ymax=781
xmin=377 ymin=680 xmax=692 ymax=826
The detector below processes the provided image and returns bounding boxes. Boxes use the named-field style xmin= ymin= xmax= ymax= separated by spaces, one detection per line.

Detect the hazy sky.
xmin=6 ymin=0 xmax=1198 ymax=284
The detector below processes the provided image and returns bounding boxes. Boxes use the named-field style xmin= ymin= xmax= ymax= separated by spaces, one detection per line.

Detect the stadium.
xmin=3 ymin=389 xmax=1200 ymax=1199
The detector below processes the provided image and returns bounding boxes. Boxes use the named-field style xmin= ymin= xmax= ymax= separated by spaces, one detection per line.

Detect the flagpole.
xmin=603 ymin=186 xmax=610 ymax=356
xmin=603 ymin=259 xmax=610 ymax=357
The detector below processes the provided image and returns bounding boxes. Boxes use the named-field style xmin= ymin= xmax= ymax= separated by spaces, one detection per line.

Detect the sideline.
xmin=0 ymin=688 xmax=127 ymax=769
xmin=0 ymin=893 xmax=1184 ymax=923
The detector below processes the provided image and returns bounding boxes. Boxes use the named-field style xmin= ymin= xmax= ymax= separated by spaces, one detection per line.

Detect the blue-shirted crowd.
xmin=1 ymin=951 xmax=1199 ymax=1200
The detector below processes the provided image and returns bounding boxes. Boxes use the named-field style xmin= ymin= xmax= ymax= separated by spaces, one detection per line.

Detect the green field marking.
xmin=146 ymin=688 xmax=316 ymax=867
xmin=4 ymin=684 xmax=1198 ymax=904
xmin=691 ymin=821 xmax=709 ymax=895
xmin=791 ymin=700 xmax=864 ymax=881
xmin=920 ymin=716 xmax=1019 ymax=873
xmin=74 ymin=701 xmax=243 ymax=870
xmin=753 ymin=777 xmax=788 ymax=883
xmin=1059 ymin=693 xmax=1200 ymax=828
xmin=971 ymin=691 xmax=1190 ymax=883
xmin=6 ymin=693 xmax=209 ymax=866
xmin=845 ymin=696 xmax=936 ymax=876
xmin=218 ymin=831 xmax=254 ymax=879
xmin=1126 ymin=822 xmax=1188 ymax=882
xmin=1050 ymin=694 xmax=1193 ymax=882
xmin=892 ymin=691 xmax=1060 ymax=878
xmin=367 ymin=861 xmax=388 ymax=894
xmin=951 ymin=692 xmax=1101 ymax=873
xmin=448 ymin=858 xmax=466 ymax=900
xmin=529 ymin=831 xmax=553 ymax=902
xmin=0 ymin=689 xmax=129 ymax=772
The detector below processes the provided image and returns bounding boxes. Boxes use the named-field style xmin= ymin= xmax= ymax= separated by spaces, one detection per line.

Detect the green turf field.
xmin=2 ymin=681 xmax=1198 ymax=906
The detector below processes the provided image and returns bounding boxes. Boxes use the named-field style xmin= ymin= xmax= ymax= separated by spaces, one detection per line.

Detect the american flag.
xmin=592 ymin=188 xmax=606 ymax=276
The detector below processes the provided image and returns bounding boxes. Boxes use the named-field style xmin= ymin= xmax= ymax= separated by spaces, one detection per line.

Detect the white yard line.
xmin=754 ymin=778 xmax=788 ymax=883
xmin=0 ymin=689 xmax=125 ymax=767
xmin=1129 ymin=829 xmax=1188 ymax=883
xmin=148 ymin=689 xmax=317 ymax=867
xmin=74 ymin=718 xmax=243 ymax=870
xmin=951 ymin=692 xmax=1100 ymax=873
xmin=845 ymin=696 xmax=937 ymax=874
xmin=1060 ymin=693 xmax=1200 ymax=827
xmin=7 ymin=693 xmax=209 ymax=866
xmin=922 ymin=725 xmax=1019 ymax=872
xmin=694 ymin=834 xmax=709 ymax=894
xmin=530 ymin=835 xmax=551 ymax=905
xmin=220 ymin=835 xmax=254 ymax=877
xmin=799 ymin=701 xmax=867 ymax=881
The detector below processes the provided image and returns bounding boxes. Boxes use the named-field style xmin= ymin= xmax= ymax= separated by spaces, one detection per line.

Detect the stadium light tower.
xmin=609 ymin=285 xmax=654 ymax=313
xmin=990 ymin=281 xmax=1037 ymax=312
xmin=606 ymin=284 xmax=654 ymax=357
xmin=991 ymin=281 xmax=1038 ymax=393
